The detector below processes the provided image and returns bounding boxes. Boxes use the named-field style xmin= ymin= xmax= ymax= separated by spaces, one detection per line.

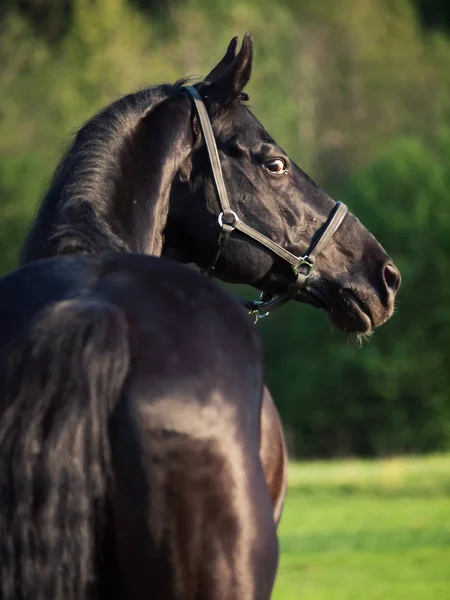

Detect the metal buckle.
xmin=218 ymin=210 xmax=239 ymax=228
xmin=294 ymin=256 xmax=314 ymax=277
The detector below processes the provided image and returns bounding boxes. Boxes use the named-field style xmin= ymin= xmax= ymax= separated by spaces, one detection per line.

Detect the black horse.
xmin=0 ymin=253 xmax=279 ymax=600
xmin=21 ymin=28 xmax=399 ymax=494
xmin=3 ymin=33 xmax=400 ymax=599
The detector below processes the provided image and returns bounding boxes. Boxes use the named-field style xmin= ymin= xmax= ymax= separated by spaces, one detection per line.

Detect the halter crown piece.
xmin=184 ymin=86 xmax=348 ymax=323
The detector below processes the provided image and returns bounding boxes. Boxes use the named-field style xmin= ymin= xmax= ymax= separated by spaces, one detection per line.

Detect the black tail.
xmin=0 ymin=298 xmax=130 ymax=600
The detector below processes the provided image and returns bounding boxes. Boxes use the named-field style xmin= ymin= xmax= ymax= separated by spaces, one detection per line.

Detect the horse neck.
xmin=20 ymin=92 xmax=193 ymax=264
xmin=117 ymin=96 xmax=195 ymax=257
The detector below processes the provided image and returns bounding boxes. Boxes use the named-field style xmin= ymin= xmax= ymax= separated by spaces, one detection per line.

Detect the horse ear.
xmin=204 ymin=36 xmax=238 ymax=83
xmin=205 ymin=32 xmax=253 ymax=105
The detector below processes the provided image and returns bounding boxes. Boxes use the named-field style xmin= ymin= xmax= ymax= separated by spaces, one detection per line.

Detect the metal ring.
xmin=298 ymin=255 xmax=314 ymax=268
xmin=250 ymin=309 xmax=270 ymax=325
xmin=218 ymin=211 xmax=239 ymax=228
xmin=296 ymin=256 xmax=314 ymax=278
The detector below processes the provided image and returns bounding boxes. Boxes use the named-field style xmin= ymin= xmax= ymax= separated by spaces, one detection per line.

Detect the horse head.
xmin=165 ymin=34 xmax=400 ymax=334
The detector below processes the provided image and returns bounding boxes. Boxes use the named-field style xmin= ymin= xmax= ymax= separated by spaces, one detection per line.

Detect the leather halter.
xmin=184 ymin=86 xmax=348 ymax=321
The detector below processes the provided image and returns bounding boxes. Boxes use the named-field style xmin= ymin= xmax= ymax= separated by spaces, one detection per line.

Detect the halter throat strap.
xmin=184 ymin=85 xmax=348 ymax=320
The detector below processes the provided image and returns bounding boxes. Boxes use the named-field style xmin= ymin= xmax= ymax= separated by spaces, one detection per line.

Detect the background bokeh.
xmin=2 ymin=2 xmax=450 ymax=598
xmin=2 ymin=0 xmax=450 ymax=459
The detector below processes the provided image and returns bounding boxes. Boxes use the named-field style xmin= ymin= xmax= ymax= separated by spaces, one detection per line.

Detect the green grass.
xmin=273 ymin=455 xmax=450 ymax=600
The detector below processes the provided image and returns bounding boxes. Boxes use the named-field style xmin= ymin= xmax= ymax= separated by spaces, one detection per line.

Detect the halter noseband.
xmin=184 ymin=86 xmax=348 ymax=322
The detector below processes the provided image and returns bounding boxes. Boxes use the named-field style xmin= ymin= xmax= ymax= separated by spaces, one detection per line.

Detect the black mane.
xmin=20 ymin=81 xmax=185 ymax=263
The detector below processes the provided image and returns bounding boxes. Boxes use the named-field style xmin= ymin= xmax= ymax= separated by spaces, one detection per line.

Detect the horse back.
xmin=0 ymin=253 xmax=278 ymax=600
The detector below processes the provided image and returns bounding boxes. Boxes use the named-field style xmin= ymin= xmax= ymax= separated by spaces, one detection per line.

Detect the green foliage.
xmin=274 ymin=455 xmax=450 ymax=599
xmin=0 ymin=155 xmax=50 ymax=272
xmin=1 ymin=0 xmax=450 ymax=455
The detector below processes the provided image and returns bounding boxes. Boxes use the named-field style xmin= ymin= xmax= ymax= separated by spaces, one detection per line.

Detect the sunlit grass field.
xmin=273 ymin=455 xmax=450 ymax=599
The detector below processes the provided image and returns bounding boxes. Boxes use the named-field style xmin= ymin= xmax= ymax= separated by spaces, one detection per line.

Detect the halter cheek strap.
xmin=184 ymin=85 xmax=348 ymax=321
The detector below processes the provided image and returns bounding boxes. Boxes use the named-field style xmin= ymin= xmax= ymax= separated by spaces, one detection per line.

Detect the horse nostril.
xmin=382 ymin=262 xmax=401 ymax=295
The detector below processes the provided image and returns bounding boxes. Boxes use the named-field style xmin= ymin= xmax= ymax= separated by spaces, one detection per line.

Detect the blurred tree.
xmin=413 ymin=0 xmax=450 ymax=32
xmin=128 ymin=0 xmax=181 ymax=22
xmin=3 ymin=0 xmax=73 ymax=44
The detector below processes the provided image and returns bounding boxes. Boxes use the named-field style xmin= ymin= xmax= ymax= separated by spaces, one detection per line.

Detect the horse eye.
xmin=264 ymin=158 xmax=287 ymax=176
